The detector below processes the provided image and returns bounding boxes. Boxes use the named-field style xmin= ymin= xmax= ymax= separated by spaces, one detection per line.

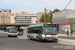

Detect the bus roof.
xmin=28 ymin=24 xmax=58 ymax=28
xmin=28 ymin=24 xmax=43 ymax=28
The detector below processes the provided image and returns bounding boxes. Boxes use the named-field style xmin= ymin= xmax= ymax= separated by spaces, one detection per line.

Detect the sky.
xmin=0 ymin=0 xmax=75 ymax=14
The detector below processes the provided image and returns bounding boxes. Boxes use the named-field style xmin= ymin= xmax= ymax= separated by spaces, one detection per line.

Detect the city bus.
xmin=27 ymin=24 xmax=59 ymax=42
xmin=7 ymin=27 xmax=18 ymax=37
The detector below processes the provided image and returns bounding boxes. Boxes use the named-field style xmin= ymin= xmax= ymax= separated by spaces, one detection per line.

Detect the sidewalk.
xmin=58 ymin=33 xmax=75 ymax=37
xmin=0 ymin=31 xmax=8 ymax=34
xmin=18 ymin=36 xmax=28 ymax=39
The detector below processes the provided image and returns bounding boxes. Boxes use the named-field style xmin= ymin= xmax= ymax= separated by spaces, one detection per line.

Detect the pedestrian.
xmin=67 ymin=30 xmax=69 ymax=36
xmin=71 ymin=30 xmax=73 ymax=36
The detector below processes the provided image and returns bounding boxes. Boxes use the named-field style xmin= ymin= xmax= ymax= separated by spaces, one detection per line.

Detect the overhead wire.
xmin=63 ymin=0 xmax=72 ymax=10
xmin=54 ymin=0 xmax=72 ymax=15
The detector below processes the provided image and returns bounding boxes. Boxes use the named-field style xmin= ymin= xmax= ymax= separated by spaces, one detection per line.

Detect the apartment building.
xmin=11 ymin=12 xmax=37 ymax=24
xmin=52 ymin=9 xmax=75 ymax=24
xmin=0 ymin=9 xmax=11 ymax=24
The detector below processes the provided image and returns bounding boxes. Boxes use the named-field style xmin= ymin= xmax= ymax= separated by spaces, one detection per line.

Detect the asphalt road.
xmin=0 ymin=33 xmax=75 ymax=50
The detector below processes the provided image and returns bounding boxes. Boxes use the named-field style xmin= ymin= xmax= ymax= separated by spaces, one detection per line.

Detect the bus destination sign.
xmin=44 ymin=24 xmax=56 ymax=27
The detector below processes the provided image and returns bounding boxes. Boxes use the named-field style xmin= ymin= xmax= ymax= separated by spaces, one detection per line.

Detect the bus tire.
xmin=54 ymin=39 xmax=58 ymax=43
xmin=36 ymin=36 xmax=43 ymax=42
xmin=15 ymin=35 xmax=17 ymax=37
xmin=39 ymin=39 xmax=43 ymax=42
xmin=30 ymin=38 xmax=32 ymax=40
xmin=29 ymin=35 xmax=32 ymax=40
xmin=38 ymin=38 xmax=43 ymax=42
xmin=8 ymin=35 xmax=10 ymax=37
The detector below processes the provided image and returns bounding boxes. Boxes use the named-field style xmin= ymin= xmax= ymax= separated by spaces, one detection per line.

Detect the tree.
xmin=50 ymin=9 xmax=60 ymax=23
xmin=52 ymin=9 xmax=60 ymax=13
xmin=39 ymin=13 xmax=51 ymax=23
xmin=39 ymin=8 xmax=60 ymax=23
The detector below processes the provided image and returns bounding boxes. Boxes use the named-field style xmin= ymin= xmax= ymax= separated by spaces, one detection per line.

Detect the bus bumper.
xmin=42 ymin=37 xmax=58 ymax=41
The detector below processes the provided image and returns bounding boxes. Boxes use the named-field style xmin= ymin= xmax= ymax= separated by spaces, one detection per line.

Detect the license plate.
xmin=49 ymin=39 xmax=52 ymax=40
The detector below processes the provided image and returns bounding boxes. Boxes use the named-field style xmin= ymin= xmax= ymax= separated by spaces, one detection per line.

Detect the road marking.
xmin=18 ymin=36 xmax=28 ymax=39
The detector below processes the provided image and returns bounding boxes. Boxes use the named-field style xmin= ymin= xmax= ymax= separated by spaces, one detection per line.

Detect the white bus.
xmin=27 ymin=24 xmax=59 ymax=42
xmin=8 ymin=28 xmax=18 ymax=37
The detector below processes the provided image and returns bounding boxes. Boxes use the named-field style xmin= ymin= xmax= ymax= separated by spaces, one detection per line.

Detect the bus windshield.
xmin=43 ymin=27 xmax=57 ymax=35
xmin=8 ymin=28 xmax=17 ymax=33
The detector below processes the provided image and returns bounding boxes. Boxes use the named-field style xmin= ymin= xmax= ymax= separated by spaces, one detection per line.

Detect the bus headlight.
xmin=56 ymin=35 xmax=58 ymax=37
xmin=42 ymin=34 xmax=45 ymax=38
xmin=55 ymin=35 xmax=58 ymax=38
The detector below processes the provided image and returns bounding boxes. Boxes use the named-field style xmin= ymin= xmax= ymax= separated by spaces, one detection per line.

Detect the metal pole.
xmin=44 ymin=7 xmax=46 ymax=24
xmin=3 ymin=12 xmax=4 ymax=31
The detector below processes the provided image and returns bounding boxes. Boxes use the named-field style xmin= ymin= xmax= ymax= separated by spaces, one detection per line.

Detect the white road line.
xmin=18 ymin=36 xmax=28 ymax=39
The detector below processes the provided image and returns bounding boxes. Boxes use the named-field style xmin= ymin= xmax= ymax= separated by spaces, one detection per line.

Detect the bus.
xmin=27 ymin=24 xmax=59 ymax=42
xmin=7 ymin=27 xmax=18 ymax=37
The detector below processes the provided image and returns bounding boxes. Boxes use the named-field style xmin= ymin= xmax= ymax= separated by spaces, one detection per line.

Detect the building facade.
xmin=0 ymin=9 xmax=11 ymax=24
xmin=52 ymin=9 xmax=75 ymax=33
xmin=11 ymin=12 xmax=16 ymax=24
xmin=37 ymin=12 xmax=44 ymax=23
xmin=11 ymin=12 xmax=37 ymax=24
xmin=52 ymin=9 xmax=75 ymax=24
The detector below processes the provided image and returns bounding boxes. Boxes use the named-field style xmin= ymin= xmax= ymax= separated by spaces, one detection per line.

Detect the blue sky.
xmin=0 ymin=0 xmax=75 ymax=13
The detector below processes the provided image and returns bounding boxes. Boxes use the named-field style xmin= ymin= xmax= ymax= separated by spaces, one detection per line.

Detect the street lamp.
xmin=44 ymin=8 xmax=52 ymax=24
xmin=48 ymin=10 xmax=52 ymax=16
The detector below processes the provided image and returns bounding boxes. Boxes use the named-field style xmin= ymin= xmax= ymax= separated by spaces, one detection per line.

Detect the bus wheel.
xmin=54 ymin=39 xmax=58 ymax=43
xmin=29 ymin=36 xmax=32 ymax=40
xmin=36 ymin=36 xmax=39 ymax=41
xmin=30 ymin=38 xmax=32 ymax=40
xmin=8 ymin=35 xmax=10 ymax=37
xmin=15 ymin=36 xmax=17 ymax=37
xmin=38 ymin=39 xmax=43 ymax=42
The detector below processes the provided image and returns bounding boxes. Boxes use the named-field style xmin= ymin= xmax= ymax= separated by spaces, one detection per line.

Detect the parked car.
xmin=18 ymin=31 xmax=23 ymax=36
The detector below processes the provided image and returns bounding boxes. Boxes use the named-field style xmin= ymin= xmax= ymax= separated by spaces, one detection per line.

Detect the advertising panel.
xmin=70 ymin=25 xmax=75 ymax=32
xmin=60 ymin=25 xmax=70 ymax=32
xmin=65 ymin=25 xmax=70 ymax=32
xmin=60 ymin=24 xmax=75 ymax=33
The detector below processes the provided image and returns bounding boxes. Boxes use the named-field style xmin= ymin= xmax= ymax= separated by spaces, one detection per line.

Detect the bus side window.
xmin=40 ymin=30 xmax=42 ymax=33
xmin=38 ymin=30 xmax=42 ymax=33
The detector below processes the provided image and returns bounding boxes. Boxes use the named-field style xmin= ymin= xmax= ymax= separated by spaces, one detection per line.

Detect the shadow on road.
xmin=0 ymin=36 xmax=17 ymax=38
xmin=29 ymin=39 xmax=58 ymax=43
